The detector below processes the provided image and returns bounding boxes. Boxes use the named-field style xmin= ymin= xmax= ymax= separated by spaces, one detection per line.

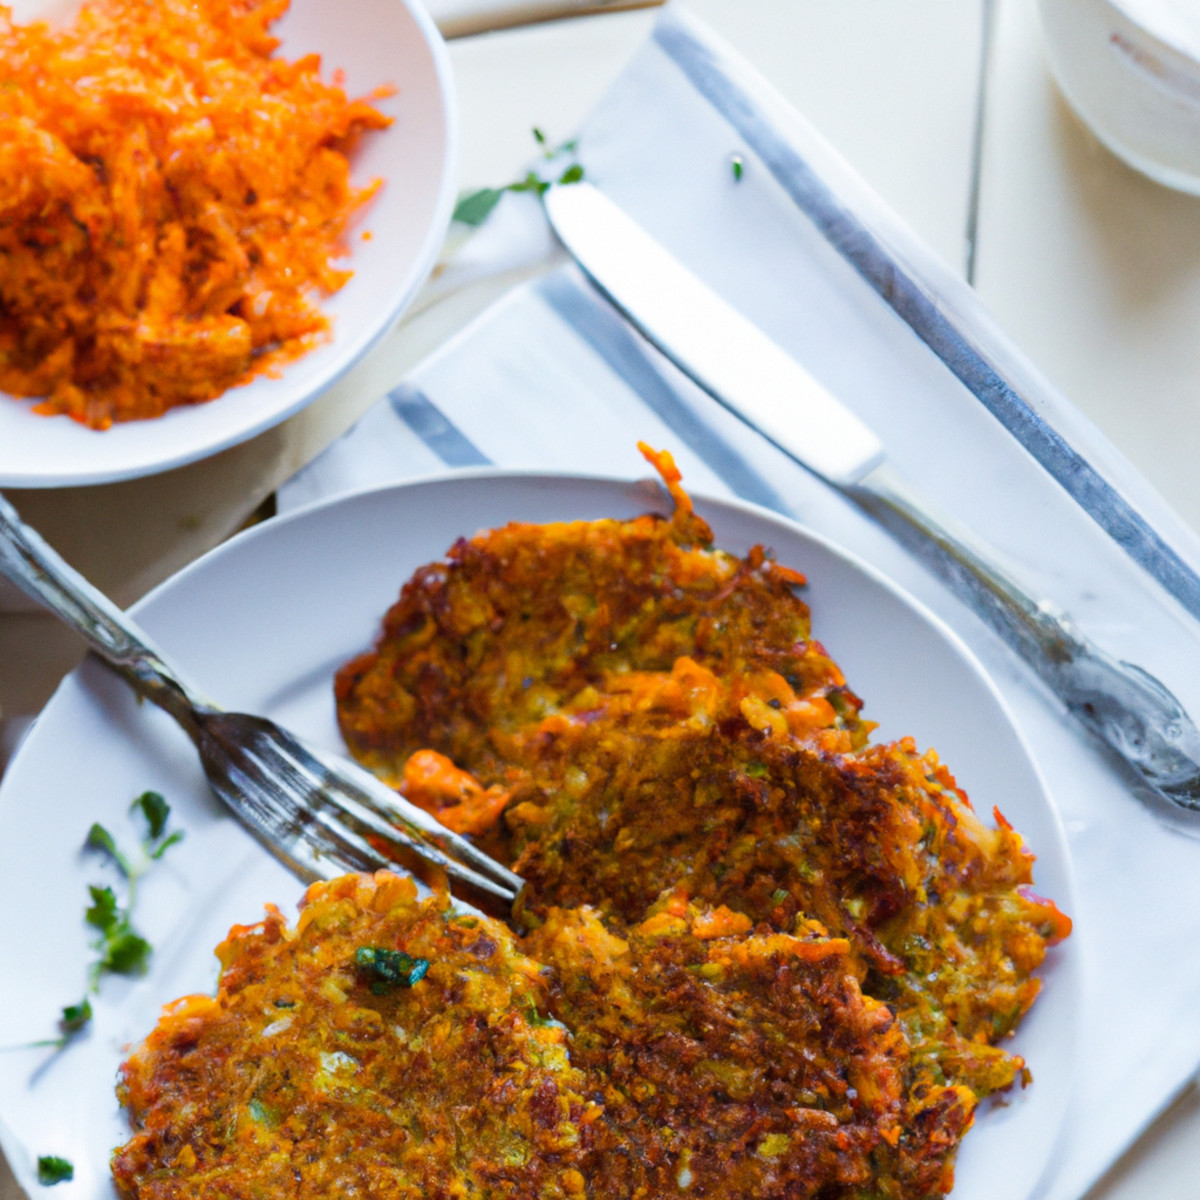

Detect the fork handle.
xmin=0 ymin=492 xmax=214 ymax=732
xmin=850 ymin=465 xmax=1200 ymax=808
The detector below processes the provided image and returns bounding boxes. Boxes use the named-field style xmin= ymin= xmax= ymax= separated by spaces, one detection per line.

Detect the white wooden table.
xmin=3 ymin=1 xmax=1199 ymax=1194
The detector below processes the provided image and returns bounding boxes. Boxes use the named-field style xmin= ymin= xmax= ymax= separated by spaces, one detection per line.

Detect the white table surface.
xmin=2 ymin=1 xmax=1199 ymax=1195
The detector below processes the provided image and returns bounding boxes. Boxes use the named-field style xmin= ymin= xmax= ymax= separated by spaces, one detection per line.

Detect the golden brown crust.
xmin=114 ymin=874 xmax=932 ymax=1200
xmin=113 ymin=873 xmax=599 ymax=1200
xmin=334 ymin=469 xmax=869 ymax=788
xmin=527 ymin=900 xmax=914 ymax=1199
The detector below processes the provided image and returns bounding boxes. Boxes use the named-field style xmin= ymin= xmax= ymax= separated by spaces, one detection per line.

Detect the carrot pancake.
xmin=113 ymin=873 xmax=596 ymax=1199
xmin=334 ymin=445 xmax=870 ymax=792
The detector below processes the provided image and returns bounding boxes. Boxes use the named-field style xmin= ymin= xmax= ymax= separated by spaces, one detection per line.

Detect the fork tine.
xmin=201 ymin=713 xmax=523 ymax=904
xmin=317 ymin=747 xmax=525 ymax=893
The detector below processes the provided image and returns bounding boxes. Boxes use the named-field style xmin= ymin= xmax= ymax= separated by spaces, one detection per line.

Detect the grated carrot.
xmin=0 ymin=0 xmax=392 ymax=429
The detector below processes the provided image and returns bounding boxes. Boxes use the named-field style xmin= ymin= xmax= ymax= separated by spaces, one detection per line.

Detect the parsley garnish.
xmin=84 ymin=822 xmax=131 ymax=878
xmin=36 ymin=1156 xmax=73 ymax=1186
xmin=82 ymin=796 xmax=184 ymax=987
xmin=57 ymin=794 xmax=182 ymax=1046
xmin=356 ymin=946 xmax=430 ymax=993
xmin=5 ymin=794 xmax=183 ymax=1056
xmin=452 ymin=128 xmax=586 ymax=226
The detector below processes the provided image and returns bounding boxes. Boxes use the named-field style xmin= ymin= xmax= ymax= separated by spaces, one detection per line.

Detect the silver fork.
xmin=0 ymin=493 xmax=523 ymax=907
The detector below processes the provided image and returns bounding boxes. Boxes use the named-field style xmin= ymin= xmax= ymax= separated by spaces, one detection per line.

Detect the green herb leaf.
xmin=148 ymin=829 xmax=185 ymax=860
xmin=132 ymin=790 xmax=169 ymax=840
xmin=356 ymin=946 xmax=430 ymax=991
xmin=730 ymin=153 xmax=744 ymax=181
xmin=248 ymin=1097 xmax=279 ymax=1126
xmin=85 ymin=823 xmax=130 ymax=877
xmin=85 ymin=885 xmax=120 ymax=934
xmin=455 ymin=130 xmax=584 ymax=229
xmin=36 ymin=1156 xmax=73 ymax=1186
xmin=507 ymin=171 xmax=549 ymax=196
xmin=99 ymin=926 xmax=152 ymax=976
xmin=59 ymin=998 xmax=92 ymax=1035
xmin=452 ymin=187 xmax=504 ymax=226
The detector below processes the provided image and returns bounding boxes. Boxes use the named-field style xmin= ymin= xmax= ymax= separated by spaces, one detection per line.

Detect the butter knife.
xmin=544 ymin=181 xmax=1200 ymax=810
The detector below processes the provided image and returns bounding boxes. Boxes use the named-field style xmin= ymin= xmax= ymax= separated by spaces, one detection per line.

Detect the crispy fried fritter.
xmin=506 ymin=706 xmax=1065 ymax=1059
xmin=114 ymin=873 xmax=928 ymax=1200
xmin=113 ymin=873 xmax=597 ymax=1199
xmin=335 ymin=448 xmax=870 ymax=791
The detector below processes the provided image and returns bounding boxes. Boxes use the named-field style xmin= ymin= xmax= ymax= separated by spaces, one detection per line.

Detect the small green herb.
xmin=148 ymin=830 xmax=184 ymax=861
xmin=356 ymin=946 xmax=430 ymax=993
xmin=507 ymin=171 xmax=551 ymax=198
xmin=520 ymin=994 xmax=553 ymax=1028
xmin=36 ymin=1156 xmax=73 ymax=1186
xmin=85 ymin=822 xmax=131 ymax=878
xmin=452 ymin=187 xmax=504 ymax=227
xmin=248 ymin=1097 xmax=279 ymax=1127
xmin=31 ymin=793 xmax=184 ymax=1051
xmin=452 ymin=128 xmax=586 ymax=227
xmin=96 ymin=926 xmax=152 ymax=977
xmin=15 ymin=998 xmax=94 ymax=1051
xmin=132 ymin=791 xmax=185 ymax=859
xmin=132 ymin=790 xmax=169 ymax=839
xmin=59 ymin=998 xmax=92 ymax=1035
xmin=85 ymin=884 xmax=120 ymax=934
xmin=730 ymin=153 xmax=744 ymax=181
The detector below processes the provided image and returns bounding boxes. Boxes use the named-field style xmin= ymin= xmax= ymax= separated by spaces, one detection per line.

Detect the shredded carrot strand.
xmin=0 ymin=0 xmax=391 ymax=428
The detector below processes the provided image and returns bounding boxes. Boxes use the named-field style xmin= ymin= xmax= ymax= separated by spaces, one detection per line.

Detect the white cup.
xmin=1039 ymin=0 xmax=1200 ymax=193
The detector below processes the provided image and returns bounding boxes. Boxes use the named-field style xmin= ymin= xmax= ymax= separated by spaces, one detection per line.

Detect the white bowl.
xmin=1040 ymin=0 xmax=1200 ymax=193
xmin=0 ymin=0 xmax=458 ymax=488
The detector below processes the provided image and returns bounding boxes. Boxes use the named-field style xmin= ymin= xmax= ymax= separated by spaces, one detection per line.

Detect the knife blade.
xmin=545 ymin=183 xmax=883 ymax=488
xmin=544 ymin=181 xmax=1200 ymax=813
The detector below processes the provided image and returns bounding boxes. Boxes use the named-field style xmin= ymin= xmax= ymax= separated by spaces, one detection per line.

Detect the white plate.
xmin=0 ymin=0 xmax=457 ymax=488
xmin=0 ymin=473 xmax=1078 ymax=1199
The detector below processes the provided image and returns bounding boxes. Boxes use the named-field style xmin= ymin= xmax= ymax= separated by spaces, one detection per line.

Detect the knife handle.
xmin=850 ymin=464 xmax=1200 ymax=807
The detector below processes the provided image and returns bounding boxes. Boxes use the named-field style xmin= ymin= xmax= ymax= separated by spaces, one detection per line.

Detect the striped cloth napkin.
xmin=280 ymin=7 xmax=1200 ymax=1198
